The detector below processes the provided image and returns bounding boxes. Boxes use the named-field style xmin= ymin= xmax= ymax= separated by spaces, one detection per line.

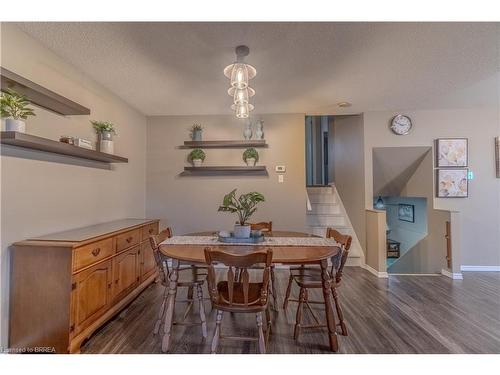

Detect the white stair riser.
xmin=307 ymin=215 xmax=346 ymax=227
xmin=306 ymin=187 xmax=333 ymax=194
xmin=308 ymin=194 xmax=337 ymax=204
xmin=309 ymin=203 xmax=341 ymax=214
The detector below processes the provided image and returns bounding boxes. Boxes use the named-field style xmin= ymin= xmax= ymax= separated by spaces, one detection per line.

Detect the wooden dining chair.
xmin=204 ymin=247 xmax=273 ymax=354
xmin=149 ymin=228 xmax=208 ymax=339
xmin=282 ymin=228 xmax=352 ymax=338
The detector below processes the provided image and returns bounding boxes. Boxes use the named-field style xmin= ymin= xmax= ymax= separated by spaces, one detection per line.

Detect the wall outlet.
xmin=278 ymin=174 xmax=284 ymax=183
xmin=275 ymin=165 xmax=286 ymax=173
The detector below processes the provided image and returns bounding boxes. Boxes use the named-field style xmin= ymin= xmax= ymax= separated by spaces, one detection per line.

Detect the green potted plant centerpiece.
xmin=0 ymin=89 xmax=36 ymax=133
xmin=91 ymin=120 xmax=117 ymax=154
xmin=218 ymin=189 xmax=265 ymax=238
xmin=188 ymin=148 xmax=206 ymax=167
xmin=243 ymin=147 xmax=259 ymax=166
xmin=190 ymin=123 xmax=203 ymax=141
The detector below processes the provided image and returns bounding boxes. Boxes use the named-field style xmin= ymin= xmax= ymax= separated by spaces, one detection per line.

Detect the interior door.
xmin=112 ymin=245 xmax=140 ymax=301
xmin=71 ymin=260 xmax=112 ymax=335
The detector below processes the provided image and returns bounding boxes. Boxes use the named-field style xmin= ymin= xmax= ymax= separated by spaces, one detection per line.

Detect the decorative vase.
xmin=5 ymin=119 xmax=26 ymax=133
xmin=245 ymin=157 xmax=256 ymax=166
xmin=233 ymin=224 xmax=251 ymax=238
xmin=255 ymin=120 xmax=264 ymax=140
xmin=192 ymin=159 xmax=203 ymax=167
xmin=192 ymin=130 xmax=202 ymax=141
xmin=243 ymin=122 xmax=252 ymax=140
xmin=98 ymin=131 xmax=114 ymax=154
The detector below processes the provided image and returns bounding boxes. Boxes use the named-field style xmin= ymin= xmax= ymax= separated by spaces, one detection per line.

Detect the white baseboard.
xmin=460 ymin=265 xmax=500 ymax=272
xmin=361 ymin=263 xmax=388 ymax=278
xmin=441 ymin=268 xmax=463 ymax=280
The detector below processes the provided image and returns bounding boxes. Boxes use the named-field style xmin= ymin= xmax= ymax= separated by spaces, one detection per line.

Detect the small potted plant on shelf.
xmin=91 ymin=120 xmax=117 ymax=154
xmin=218 ymin=189 xmax=265 ymax=238
xmin=188 ymin=148 xmax=206 ymax=167
xmin=243 ymin=147 xmax=259 ymax=166
xmin=189 ymin=123 xmax=203 ymax=141
xmin=0 ymin=89 xmax=36 ymax=133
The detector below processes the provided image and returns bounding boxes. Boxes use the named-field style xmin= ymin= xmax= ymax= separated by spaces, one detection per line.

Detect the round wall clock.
xmin=390 ymin=115 xmax=412 ymax=135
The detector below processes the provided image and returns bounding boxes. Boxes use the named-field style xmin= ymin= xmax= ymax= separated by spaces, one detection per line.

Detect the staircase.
xmin=306 ymin=185 xmax=364 ymax=266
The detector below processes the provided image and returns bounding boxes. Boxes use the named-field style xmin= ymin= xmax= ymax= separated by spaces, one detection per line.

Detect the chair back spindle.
xmin=326 ymin=228 xmax=352 ymax=284
xmin=149 ymin=228 xmax=173 ymax=284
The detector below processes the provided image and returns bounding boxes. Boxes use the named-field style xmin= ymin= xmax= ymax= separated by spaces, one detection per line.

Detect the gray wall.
xmin=0 ymin=24 xmax=147 ymax=347
xmin=146 ymin=114 xmax=307 ymax=235
xmin=332 ymin=114 xmax=366 ymax=252
xmin=364 ymin=109 xmax=500 ymax=267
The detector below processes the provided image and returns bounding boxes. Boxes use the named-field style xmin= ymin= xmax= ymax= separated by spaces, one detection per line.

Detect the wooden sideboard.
xmin=9 ymin=218 xmax=159 ymax=353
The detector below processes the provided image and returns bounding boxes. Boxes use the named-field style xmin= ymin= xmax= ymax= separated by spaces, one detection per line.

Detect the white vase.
xmin=99 ymin=140 xmax=114 ymax=154
xmin=234 ymin=224 xmax=251 ymax=238
xmin=245 ymin=157 xmax=256 ymax=166
xmin=5 ymin=119 xmax=26 ymax=133
xmin=243 ymin=123 xmax=252 ymax=140
xmin=192 ymin=159 xmax=203 ymax=167
xmin=255 ymin=120 xmax=264 ymax=140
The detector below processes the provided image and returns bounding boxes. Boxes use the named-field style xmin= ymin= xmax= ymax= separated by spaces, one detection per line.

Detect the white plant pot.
xmin=100 ymin=140 xmax=114 ymax=154
xmin=233 ymin=224 xmax=251 ymax=238
xmin=5 ymin=119 xmax=26 ymax=133
xmin=192 ymin=159 xmax=203 ymax=167
xmin=245 ymin=158 xmax=256 ymax=166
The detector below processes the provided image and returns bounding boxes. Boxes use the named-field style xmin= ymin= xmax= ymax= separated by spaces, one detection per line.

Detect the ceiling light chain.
xmin=224 ymin=45 xmax=256 ymax=119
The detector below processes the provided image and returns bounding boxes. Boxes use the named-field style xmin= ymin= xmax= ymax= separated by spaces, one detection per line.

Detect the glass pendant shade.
xmin=374 ymin=196 xmax=385 ymax=210
xmin=227 ymin=86 xmax=255 ymax=103
xmin=231 ymin=63 xmax=249 ymax=89
xmin=231 ymin=103 xmax=254 ymax=119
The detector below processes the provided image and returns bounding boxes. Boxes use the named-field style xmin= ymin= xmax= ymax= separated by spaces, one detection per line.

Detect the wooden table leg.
xmin=162 ymin=259 xmax=179 ymax=353
xmin=320 ymin=259 xmax=339 ymax=352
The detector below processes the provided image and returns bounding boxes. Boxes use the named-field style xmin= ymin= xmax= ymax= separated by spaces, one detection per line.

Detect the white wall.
xmin=364 ymin=108 xmax=500 ymax=267
xmin=0 ymin=24 xmax=148 ymax=348
xmin=146 ymin=114 xmax=307 ymax=235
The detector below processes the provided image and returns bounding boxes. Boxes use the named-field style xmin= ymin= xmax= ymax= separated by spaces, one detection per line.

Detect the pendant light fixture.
xmin=224 ymin=45 xmax=256 ymax=118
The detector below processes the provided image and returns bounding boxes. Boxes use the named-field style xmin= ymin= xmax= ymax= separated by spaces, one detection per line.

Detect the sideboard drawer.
xmin=73 ymin=238 xmax=114 ymax=272
xmin=116 ymin=229 xmax=141 ymax=252
xmin=142 ymin=222 xmax=159 ymax=241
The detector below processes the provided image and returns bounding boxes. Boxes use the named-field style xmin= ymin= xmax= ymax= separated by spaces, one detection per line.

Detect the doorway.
xmin=305 ymin=115 xmax=334 ymax=186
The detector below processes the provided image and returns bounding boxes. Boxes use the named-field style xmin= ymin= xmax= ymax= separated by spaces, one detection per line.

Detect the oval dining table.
xmin=159 ymin=230 xmax=341 ymax=353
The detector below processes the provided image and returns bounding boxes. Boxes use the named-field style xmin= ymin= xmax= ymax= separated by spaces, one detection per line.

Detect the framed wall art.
xmin=435 ymin=138 xmax=468 ymax=167
xmin=398 ymin=204 xmax=415 ymax=223
xmin=436 ymin=168 xmax=468 ymax=198
xmin=495 ymin=137 xmax=499 ymax=178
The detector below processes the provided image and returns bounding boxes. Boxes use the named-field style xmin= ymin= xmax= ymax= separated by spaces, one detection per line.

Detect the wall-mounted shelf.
xmin=181 ymin=140 xmax=267 ymax=149
xmin=1 ymin=131 xmax=128 ymax=163
xmin=182 ymin=165 xmax=268 ymax=176
xmin=1 ymin=67 xmax=91 ymax=116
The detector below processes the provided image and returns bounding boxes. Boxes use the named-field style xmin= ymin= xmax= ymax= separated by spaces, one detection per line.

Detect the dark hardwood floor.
xmin=81 ymin=267 xmax=500 ymax=354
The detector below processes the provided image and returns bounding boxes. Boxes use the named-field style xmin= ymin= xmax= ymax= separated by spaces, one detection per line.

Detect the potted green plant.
xmin=91 ymin=120 xmax=117 ymax=154
xmin=188 ymin=148 xmax=206 ymax=167
xmin=0 ymin=89 xmax=36 ymax=133
xmin=243 ymin=147 xmax=259 ymax=166
xmin=218 ymin=189 xmax=265 ymax=238
xmin=190 ymin=123 xmax=203 ymax=141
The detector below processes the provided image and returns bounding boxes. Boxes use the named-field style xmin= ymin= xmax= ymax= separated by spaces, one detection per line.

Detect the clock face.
xmin=390 ymin=115 xmax=412 ymax=135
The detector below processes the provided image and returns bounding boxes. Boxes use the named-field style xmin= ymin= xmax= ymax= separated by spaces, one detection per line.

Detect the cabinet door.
xmin=71 ymin=260 xmax=112 ymax=335
xmin=141 ymin=241 xmax=157 ymax=281
xmin=112 ymin=245 xmax=140 ymax=301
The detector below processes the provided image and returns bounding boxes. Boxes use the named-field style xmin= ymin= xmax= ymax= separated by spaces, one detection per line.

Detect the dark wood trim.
xmin=1 ymin=67 xmax=90 ymax=116
xmin=181 ymin=140 xmax=267 ymax=149
xmin=1 ymin=131 xmax=128 ymax=163
xmin=182 ymin=166 xmax=268 ymax=175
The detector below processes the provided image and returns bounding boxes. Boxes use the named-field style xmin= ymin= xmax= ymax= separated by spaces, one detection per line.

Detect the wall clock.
xmin=390 ymin=115 xmax=412 ymax=135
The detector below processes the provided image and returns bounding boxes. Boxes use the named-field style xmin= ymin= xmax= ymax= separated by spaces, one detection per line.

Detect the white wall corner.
xmin=441 ymin=268 xmax=463 ymax=280
xmin=362 ymin=263 xmax=388 ymax=278
xmin=460 ymin=265 xmax=500 ymax=272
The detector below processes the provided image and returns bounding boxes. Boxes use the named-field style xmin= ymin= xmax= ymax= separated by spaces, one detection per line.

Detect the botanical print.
xmin=398 ymin=204 xmax=415 ymax=222
xmin=437 ymin=169 xmax=468 ymax=198
xmin=436 ymin=138 xmax=468 ymax=167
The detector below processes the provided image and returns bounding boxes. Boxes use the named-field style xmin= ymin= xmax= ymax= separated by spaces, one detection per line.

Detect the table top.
xmin=160 ymin=230 xmax=339 ymax=264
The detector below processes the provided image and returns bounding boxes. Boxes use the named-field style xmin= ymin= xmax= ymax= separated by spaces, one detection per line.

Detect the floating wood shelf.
xmin=1 ymin=131 xmax=128 ymax=163
xmin=1 ymin=67 xmax=91 ymax=116
xmin=182 ymin=165 xmax=268 ymax=175
xmin=181 ymin=140 xmax=267 ymax=149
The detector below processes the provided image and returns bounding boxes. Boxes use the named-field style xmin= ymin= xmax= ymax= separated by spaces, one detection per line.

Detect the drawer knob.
xmin=126 ymin=236 xmax=133 ymax=243
xmin=149 ymin=229 xmax=154 ymax=234
xmin=91 ymin=248 xmax=101 ymax=257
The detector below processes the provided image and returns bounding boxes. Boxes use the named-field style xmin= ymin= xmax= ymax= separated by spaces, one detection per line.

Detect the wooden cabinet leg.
xmin=320 ymin=259 xmax=339 ymax=352
xmin=161 ymin=259 xmax=179 ymax=353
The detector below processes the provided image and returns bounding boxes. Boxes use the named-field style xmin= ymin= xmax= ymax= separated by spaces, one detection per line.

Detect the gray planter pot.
xmin=99 ymin=131 xmax=113 ymax=141
xmin=233 ymin=224 xmax=251 ymax=238
xmin=192 ymin=130 xmax=202 ymax=141
xmin=5 ymin=119 xmax=26 ymax=133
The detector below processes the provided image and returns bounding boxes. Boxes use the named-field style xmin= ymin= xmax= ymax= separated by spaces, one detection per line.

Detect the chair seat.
xmin=213 ymin=281 xmax=267 ymax=312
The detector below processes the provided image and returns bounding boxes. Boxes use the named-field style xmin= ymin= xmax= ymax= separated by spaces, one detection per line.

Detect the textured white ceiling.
xmin=15 ymin=22 xmax=499 ymax=116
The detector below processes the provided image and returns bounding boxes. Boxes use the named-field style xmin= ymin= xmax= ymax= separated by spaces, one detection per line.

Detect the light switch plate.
xmin=275 ymin=165 xmax=286 ymax=173
xmin=278 ymin=174 xmax=284 ymax=183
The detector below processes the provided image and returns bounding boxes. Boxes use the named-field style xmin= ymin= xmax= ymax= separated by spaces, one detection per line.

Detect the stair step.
xmin=307 ymin=215 xmax=346 ymax=226
xmin=309 ymin=203 xmax=341 ymax=214
xmin=308 ymin=194 xmax=337 ymax=204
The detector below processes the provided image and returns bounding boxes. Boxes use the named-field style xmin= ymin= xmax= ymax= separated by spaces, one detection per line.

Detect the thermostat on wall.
xmin=275 ymin=165 xmax=286 ymax=173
